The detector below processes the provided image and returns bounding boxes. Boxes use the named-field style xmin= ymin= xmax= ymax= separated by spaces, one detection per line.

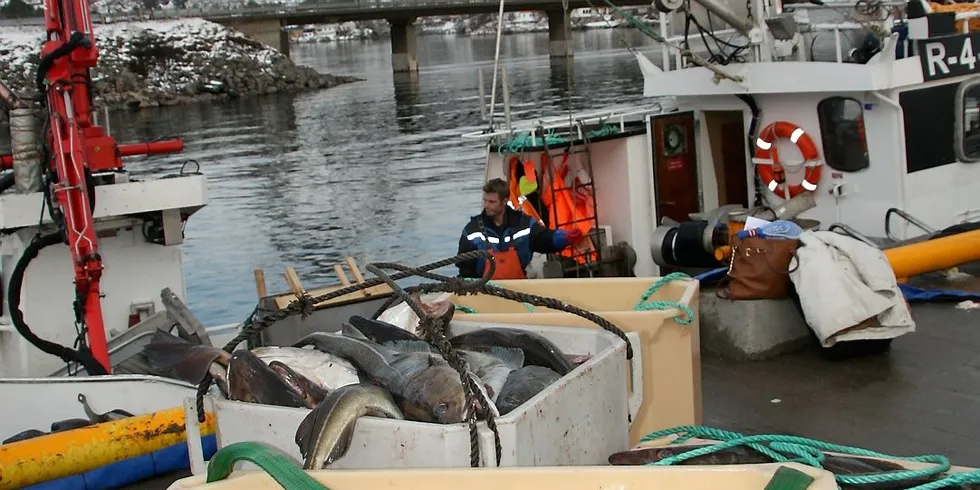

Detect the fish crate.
xmin=250 ymin=287 xmax=392 ymax=348
xmin=167 ymin=463 xmax=838 ymax=490
xmin=451 ymin=277 xmax=700 ymax=447
xmin=185 ymin=321 xmax=642 ymax=471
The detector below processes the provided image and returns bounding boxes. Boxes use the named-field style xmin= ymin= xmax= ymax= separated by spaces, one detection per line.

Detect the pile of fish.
xmin=3 ymin=393 xmax=133 ymax=445
xmin=142 ymin=313 xmax=590 ymax=469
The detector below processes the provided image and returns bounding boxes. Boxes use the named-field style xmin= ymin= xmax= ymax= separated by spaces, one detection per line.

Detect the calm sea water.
xmin=107 ymin=30 xmax=663 ymax=326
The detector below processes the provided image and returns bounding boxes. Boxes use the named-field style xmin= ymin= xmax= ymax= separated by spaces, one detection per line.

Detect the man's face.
xmin=483 ymin=192 xmax=506 ymax=218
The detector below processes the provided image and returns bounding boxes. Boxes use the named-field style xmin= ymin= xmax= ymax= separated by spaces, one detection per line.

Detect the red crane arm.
xmin=14 ymin=0 xmax=186 ymax=374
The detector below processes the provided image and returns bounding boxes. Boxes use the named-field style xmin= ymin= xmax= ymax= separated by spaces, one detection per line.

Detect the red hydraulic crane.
xmin=0 ymin=0 xmax=185 ymax=374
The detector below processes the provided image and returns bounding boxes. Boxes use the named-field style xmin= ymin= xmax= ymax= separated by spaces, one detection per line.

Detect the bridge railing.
xmin=0 ymin=0 xmax=581 ymax=26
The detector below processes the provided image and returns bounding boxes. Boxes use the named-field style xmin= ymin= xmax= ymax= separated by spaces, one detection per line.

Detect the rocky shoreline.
xmin=0 ymin=18 xmax=361 ymax=114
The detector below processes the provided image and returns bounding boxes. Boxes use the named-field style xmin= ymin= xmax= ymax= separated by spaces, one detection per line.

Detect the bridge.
xmin=3 ymin=0 xmax=653 ymax=73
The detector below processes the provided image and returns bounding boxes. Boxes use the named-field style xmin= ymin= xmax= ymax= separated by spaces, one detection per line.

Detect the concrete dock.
xmin=701 ymin=301 xmax=980 ymax=466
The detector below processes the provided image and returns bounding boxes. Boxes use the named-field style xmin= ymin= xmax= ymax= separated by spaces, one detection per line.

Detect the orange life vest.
xmin=539 ymin=153 xmax=598 ymax=265
xmin=483 ymin=247 xmax=527 ymax=279
xmin=508 ymin=157 xmax=543 ymax=222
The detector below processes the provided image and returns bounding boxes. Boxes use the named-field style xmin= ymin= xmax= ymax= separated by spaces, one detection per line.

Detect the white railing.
xmin=460 ymin=103 xmax=668 ymax=141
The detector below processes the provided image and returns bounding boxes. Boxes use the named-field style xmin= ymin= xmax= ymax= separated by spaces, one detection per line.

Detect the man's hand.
xmin=565 ymin=228 xmax=585 ymax=245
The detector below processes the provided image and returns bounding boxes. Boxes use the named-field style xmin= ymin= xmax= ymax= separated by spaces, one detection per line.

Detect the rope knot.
xmin=296 ymin=293 xmax=315 ymax=320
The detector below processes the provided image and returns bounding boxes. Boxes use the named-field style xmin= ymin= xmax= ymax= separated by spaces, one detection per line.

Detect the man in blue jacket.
xmin=456 ymin=178 xmax=582 ymax=279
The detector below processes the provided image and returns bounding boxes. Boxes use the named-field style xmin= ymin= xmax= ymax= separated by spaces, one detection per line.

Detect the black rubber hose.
xmin=7 ymin=232 xmax=109 ymax=376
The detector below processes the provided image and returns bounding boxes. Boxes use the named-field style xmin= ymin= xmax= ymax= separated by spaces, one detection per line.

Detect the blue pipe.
xmin=22 ymin=434 xmax=218 ymax=490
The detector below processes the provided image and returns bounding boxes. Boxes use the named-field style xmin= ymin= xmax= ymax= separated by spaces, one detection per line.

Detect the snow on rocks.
xmin=0 ymin=18 xmax=360 ymax=110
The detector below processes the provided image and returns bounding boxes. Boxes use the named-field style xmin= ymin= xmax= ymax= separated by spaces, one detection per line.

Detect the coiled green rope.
xmin=638 ymin=426 xmax=980 ymax=490
xmin=495 ymin=122 xmax=620 ymax=155
xmin=634 ymin=272 xmax=695 ymax=325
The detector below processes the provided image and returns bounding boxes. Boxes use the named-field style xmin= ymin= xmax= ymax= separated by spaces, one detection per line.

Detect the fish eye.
xmin=433 ymin=403 xmax=448 ymax=416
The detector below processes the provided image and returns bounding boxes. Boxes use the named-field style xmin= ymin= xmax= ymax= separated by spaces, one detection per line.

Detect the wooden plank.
xmin=253 ymin=268 xmax=267 ymax=299
xmin=272 ymin=258 xmax=392 ymax=310
xmin=334 ymin=264 xmax=352 ymax=287
xmin=284 ymin=266 xmax=306 ymax=297
xmin=345 ymin=256 xmax=372 ymax=297
xmin=273 ymin=283 xmax=393 ymax=310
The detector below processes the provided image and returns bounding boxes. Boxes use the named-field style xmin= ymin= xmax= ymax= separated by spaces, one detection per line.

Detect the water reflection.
xmin=549 ymin=57 xmax=575 ymax=112
xmin=393 ymin=72 xmax=422 ymax=134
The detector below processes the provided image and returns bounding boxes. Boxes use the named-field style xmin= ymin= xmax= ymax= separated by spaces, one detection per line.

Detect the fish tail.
xmin=143 ymin=330 xmax=227 ymax=384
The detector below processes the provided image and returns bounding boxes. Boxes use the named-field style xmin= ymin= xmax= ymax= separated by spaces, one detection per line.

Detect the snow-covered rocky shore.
xmin=0 ymin=18 xmax=360 ymax=111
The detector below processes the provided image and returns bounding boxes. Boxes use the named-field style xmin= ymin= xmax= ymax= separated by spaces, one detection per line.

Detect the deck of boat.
xmin=128 ymin=295 xmax=980 ymax=489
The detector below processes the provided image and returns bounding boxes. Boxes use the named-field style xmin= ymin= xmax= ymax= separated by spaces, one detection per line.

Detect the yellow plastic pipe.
xmin=0 ymin=406 xmax=216 ymax=490
xmin=883 ymin=228 xmax=980 ymax=281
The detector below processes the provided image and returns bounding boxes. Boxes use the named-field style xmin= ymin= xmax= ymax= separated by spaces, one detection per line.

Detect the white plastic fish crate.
xmin=184 ymin=321 xmax=643 ymax=471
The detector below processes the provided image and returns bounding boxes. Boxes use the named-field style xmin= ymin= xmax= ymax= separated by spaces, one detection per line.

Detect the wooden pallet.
xmin=254 ymin=257 xmax=393 ymax=311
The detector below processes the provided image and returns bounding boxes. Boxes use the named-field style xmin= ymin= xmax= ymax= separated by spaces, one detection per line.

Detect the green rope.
xmin=634 ymin=272 xmax=694 ymax=325
xmin=452 ymin=279 xmax=535 ymax=313
xmin=599 ymin=0 xmax=671 ymax=44
xmin=637 ymin=426 xmax=980 ymax=490
xmin=495 ymin=124 xmax=620 ymax=155
xmin=496 ymin=131 xmax=564 ymax=155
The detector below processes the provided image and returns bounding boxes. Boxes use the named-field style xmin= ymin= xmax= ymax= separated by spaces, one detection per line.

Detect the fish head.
xmin=401 ymin=362 xmax=466 ymax=424
xmin=227 ymin=350 xmax=307 ymax=408
xmin=268 ymin=361 xmax=328 ymax=408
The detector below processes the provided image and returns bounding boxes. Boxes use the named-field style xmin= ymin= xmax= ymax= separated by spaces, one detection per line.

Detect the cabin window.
xmin=901 ymin=84 xmax=957 ymax=173
xmin=956 ymin=77 xmax=980 ymax=163
xmin=816 ymin=97 xmax=869 ymax=172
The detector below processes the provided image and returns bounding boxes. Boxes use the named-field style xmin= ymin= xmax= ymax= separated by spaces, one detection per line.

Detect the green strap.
xmin=206 ymin=441 xmax=330 ymax=489
xmin=637 ymin=425 xmax=980 ymax=490
xmin=765 ymin=466 xmax=815 ymax=490
xmin=634 ymin=272 xmax=695 ymax=325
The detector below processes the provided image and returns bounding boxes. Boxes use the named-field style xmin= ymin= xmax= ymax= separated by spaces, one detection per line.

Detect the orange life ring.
xmin=753 ymin=121 xmax=822 ymax=199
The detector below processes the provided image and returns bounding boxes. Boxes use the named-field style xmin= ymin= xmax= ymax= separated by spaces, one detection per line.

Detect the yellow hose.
xmin=883 ymin=228 xmax=980 ymax=281
xmin=0 ymin=406 xmax=215 ymax=490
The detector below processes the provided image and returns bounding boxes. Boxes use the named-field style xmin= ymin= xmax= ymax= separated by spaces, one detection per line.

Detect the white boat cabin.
xmin=464 ymin=0 xmax=980 ymax=278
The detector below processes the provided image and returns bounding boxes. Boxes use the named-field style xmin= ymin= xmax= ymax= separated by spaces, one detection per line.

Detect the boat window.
xmin=956 ymin=77 xmax=980 ymax=163
xmin=901 ymin=84 xmax=957 ymax=173
xmin=816 ymin=97 xmax=869 ymax=172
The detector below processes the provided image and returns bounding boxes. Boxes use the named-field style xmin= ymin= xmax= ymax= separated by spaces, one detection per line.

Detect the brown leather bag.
xmin=717 ymin=236 xmax=800 ymax=300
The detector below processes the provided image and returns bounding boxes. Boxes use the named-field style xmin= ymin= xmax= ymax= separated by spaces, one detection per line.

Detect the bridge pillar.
xmin=389 ymin=18 xmax=418 ymax=74
xmin=221 ymin=18 xmax=290 ymax=58
xmin=546 ymin=8 xmax=573 ymax=58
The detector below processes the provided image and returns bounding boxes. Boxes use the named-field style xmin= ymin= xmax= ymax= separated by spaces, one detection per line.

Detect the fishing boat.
xmin=461 ymin=0 xmax=980 ymax=354
xmin=464 ymin=0 xmax=980 ymax=279
xmin=2 ymin=0 xmax=980 ymax=486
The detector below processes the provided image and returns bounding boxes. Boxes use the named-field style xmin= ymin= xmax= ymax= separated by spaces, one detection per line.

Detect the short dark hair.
xmin=482 ymin=178 xmax=509 ymax=201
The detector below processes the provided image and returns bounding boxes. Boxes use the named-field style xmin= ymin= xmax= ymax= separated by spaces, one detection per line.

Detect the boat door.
xmin=650 ymin=111 xmax=700 ymax=223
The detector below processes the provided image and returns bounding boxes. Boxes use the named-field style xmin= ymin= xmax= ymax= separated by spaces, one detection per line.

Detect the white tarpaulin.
xmin=789 ymin=230 xmax=915 ymax=346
